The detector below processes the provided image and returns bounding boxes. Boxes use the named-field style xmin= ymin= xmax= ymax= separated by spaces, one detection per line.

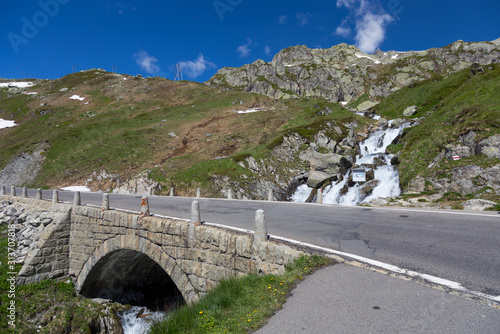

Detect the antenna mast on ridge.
xmin=174 ymin=64 xmax=183 ymax=81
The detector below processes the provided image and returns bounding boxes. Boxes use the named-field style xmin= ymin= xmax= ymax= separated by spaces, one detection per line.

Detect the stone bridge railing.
xmin=1 ymin=187 xmax=304 ymax=304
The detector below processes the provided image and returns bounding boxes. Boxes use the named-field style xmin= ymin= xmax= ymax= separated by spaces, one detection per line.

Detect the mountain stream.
xmin=292 ymin=120 xmax=410 ymax=205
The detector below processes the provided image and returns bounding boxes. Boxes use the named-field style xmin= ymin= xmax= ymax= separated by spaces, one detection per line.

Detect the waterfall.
xmin=118 ymin=306 xmax=166 ymax=334
xmin=292 ymin=120 xmax=410 ymax=205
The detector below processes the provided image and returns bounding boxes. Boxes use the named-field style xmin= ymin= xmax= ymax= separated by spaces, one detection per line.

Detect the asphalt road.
xmin=22 ymin=188 xmax=500 ymax=297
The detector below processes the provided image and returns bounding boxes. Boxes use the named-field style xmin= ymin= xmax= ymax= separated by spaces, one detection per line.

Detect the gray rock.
xmin=365 ymin=198 xmax=389 ymax=206
xmin=461 ymin=199 xmax=497 ymax=211
xmin=360 ymin=180 xmax=380 ymax=195
xmin=403 ymin=105 xmax=418 ymax=117
xmin=444 ymin=144 xmax=473 ymax=160
xmin=460 ymin=131 xmax=477 ymax=147
xmin=307 ymin=171 xmax=336 ymax=189
xmin=6 ymin=206 xmax=17 ymax=216
xmin=407 ymin=176 xmax=426 ymax=192
xmin=478 ymin=135 xmax=500 ymax=159
xmin=390 ymin=152 xmax=401 ymax=165
xmin=0 ymin=143 xmax=48 ymax=188
xmin=356 ymin=100 xmax=379 ymax=112
xmin=451 ymin=165 xmax=482 ymax=180
xmin=390 ymin=119 xmax=407 ymax=128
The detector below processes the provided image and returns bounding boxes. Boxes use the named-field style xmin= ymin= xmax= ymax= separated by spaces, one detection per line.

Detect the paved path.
xmin=256 ymin=264 xmax=500 ymax=334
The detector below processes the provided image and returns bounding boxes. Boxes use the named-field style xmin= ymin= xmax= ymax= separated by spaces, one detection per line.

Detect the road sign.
xmin=352 ymin=168 xmax=366 ymax=182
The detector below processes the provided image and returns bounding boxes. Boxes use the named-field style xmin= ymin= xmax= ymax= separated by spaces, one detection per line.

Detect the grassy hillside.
xmin=0 ymin=70 xmax=365 ymax=197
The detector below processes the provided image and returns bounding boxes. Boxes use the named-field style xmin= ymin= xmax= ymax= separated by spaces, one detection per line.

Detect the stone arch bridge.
xmin=3 ymin=195 xmax=303 ymax=305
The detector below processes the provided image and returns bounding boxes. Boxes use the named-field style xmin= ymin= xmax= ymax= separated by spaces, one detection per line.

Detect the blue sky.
xmin=1 ymin=0 xmax=499 ymax=82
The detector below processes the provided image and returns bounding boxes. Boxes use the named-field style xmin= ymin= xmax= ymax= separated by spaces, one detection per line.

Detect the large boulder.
xmin=360 ymin=179 xmax=380 ymax=196
xmin=356 ymin=100 xmax=379 ymax=112
xmin=306 ymin=152 xmax=352 ymax=188
xmin=478 ymin=135 xmax=500 ymax=159
xmin=444 ymin=144 xmax=473 ymax=160
xmin=403 ymin=105 xmax=417 ymax=117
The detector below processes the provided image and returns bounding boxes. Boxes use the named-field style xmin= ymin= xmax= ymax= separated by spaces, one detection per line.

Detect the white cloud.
xmin=178 ymin=54 xmax=216 ymax=78
xmin=296 ymin=12 xmax=311 ymax=26
xmin=133 ymin=51 xmax=160 ymax=74
xmin=355 ymin=12 xmax=393 ymax=53
xmin=236 ymin=38 xmax=253 ymax=58
xmin=336 ymin=0 xmax=357 ymax=8
xmin=333 ymin=0 xmax=393 ymax=53
xmin=264 ymin=45 xmax=271 ymax=56
xmin=335 ymin=19 xmax=351 ymax=37
xmin=278 ymin=15 xmax=287 ymax=24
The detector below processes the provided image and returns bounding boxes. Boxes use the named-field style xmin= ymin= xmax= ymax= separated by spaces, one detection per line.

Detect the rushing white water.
xmin=118 ymin=306 xmax=165 ymax=334
xmin=292 ymin=121 xmax=410 ymax=205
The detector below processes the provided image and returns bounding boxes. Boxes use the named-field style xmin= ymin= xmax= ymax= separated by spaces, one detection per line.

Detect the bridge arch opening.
xmin=79 ymin=249 xmax=184 ymax=311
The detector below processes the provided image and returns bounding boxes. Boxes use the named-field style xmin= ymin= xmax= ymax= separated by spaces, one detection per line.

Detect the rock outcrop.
xmin=0 ymin=144 xmax=48 ymax=187
xmin=205 ymin=40 xmax=500 ymax=102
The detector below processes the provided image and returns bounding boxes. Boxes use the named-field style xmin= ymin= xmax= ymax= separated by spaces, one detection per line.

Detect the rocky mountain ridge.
xmin=205 ymin=38 xmax=500 ymax=103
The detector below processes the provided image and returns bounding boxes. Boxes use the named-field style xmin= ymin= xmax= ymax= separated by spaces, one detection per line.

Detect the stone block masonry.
xmin=0 ymin=195 xmax=304 ymax=304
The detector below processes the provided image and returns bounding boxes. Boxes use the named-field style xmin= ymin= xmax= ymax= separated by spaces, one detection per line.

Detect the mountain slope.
xmin=0 ymin=70 xmax=365 ymax=199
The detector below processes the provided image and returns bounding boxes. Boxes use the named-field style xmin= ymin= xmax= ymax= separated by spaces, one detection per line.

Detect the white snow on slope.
xmin=0 ymin=82 xmax=34 ymax=88
xmin=354 ymin=54 xmax=381 ymax=64
xmin=238 ymin=108 xmax=261 ymax=114
xmin=0 ymin=119 xmax=17 ymax=129
xmin=69 ymin=95 xmax=85 ymax=101
xmin=61 ymin=186 xmax=91 ymax=192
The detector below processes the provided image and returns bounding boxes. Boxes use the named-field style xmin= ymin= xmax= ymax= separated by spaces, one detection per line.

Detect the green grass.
xmin=149 ymin=255 xmax=331 ymax=334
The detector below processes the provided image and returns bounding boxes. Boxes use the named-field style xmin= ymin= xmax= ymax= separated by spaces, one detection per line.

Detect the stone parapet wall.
xmin=0 ymin=195 xmax=72 ymax=285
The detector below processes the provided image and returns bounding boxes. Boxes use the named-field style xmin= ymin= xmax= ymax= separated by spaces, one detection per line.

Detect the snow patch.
xmin=0 ymin=82 xmax=34 ymax=88
xmin=237 ymin=108 xmax=261 ymax=114
xmin=391 ymin=54 xmax=399 ymax=59
xmin=0 ymin=119 xmax=17 ymax=129
xmin=354 ymin=53 xmax=381 ymax=64
xmin=69 ymin=95 xmax=85 ymax=101
xmin=26 ymin=92 xmax=38 ymax=95
xmin=61 ymin=186 xmax=91 ymax=192
xmin=339 ymin=101 xmax=348 ymax=106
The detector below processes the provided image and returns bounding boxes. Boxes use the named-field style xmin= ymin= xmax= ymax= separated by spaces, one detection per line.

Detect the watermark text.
xmin=7 ymin=0 xmax=71 ymax=53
